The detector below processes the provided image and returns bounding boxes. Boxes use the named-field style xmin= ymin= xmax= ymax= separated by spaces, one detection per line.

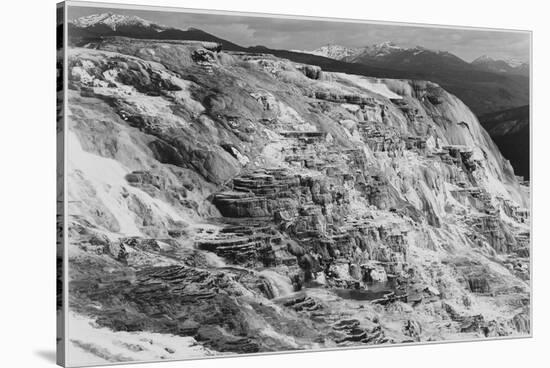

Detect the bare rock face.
xmin=65 ymin=37 xmax=530 ymax=360
xmin=298 ymin=65 xmax=323 ymax=80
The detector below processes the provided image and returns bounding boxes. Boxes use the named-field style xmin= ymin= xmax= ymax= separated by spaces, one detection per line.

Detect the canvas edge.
xmin=56 ymin=1 xmax=68 ymax=367
xmin=529 ymin=29 xmax=533 ymax=338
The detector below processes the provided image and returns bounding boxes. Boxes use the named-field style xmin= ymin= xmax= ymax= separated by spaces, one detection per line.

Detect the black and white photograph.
xmin=56 ymin=1 xmax=532 ymax=366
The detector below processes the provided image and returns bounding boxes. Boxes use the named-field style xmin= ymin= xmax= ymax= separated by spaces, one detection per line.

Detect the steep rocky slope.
xmin=480 ymin=105 xmax=530 ymax=180
xmin=64 ymin=37 xmax=530 ymax=365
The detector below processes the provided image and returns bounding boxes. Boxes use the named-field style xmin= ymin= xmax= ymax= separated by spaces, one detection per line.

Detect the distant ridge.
xmin=472 ymin=55 xmax=529 ymax=76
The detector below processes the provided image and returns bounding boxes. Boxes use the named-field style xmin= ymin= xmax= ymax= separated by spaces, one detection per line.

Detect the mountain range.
xmin=67 ymin=13 xmax=247 ymax=51
xmin=300 ymin=42 xmax=529 ymax=77
xmin=65 ymin=13 xmax=530 ymax=178
xmin=471 ymin=55 xmax=529 ymax=76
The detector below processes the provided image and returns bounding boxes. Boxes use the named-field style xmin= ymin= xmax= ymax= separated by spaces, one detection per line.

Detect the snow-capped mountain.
xmin=501 ymin=57 xmax=527 ymax=68
xmin=348 ymin=42 xmax=471 ymax=72
xmin=302 ymin=42 xmax=470 ymax=71
xmin=303 ymin=42 xmax=446 ymax=61
xmin=72 ymin=13 xmax=167 ymax=32
xmin=302 ymin=41 xmax=404 ymax=61
xmin=67 ymin=13 xmax=246 ymax=51
xmin=359 ymin=41 xmax=405 ymax=58
xmin=471 ymin=55 xmax=529 ymax=76
xmin=294 ymin=44 xmax=362 ymax=60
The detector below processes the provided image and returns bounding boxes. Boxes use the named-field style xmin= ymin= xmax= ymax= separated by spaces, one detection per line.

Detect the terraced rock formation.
xmin=63 ymin=36 xmax=530 ymax=364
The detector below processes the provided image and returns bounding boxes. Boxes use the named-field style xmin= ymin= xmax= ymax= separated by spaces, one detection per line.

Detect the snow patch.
xmin=67 ymin=312 xmax=213 ymax=366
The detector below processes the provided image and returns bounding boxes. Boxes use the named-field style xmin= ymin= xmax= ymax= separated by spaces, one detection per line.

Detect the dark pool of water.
xmin=331 ymin=280 xmax=407 ymax=301
xmin=332 ymin=288 xmax=393 ymax=301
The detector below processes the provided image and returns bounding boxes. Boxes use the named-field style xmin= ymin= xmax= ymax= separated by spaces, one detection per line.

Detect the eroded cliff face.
xmin=64 ymin=38 xmax=530 ymax=364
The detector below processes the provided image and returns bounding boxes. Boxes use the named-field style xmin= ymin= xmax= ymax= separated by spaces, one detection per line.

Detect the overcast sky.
xmin=68 ymin=5 xmax=530 ymax=62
